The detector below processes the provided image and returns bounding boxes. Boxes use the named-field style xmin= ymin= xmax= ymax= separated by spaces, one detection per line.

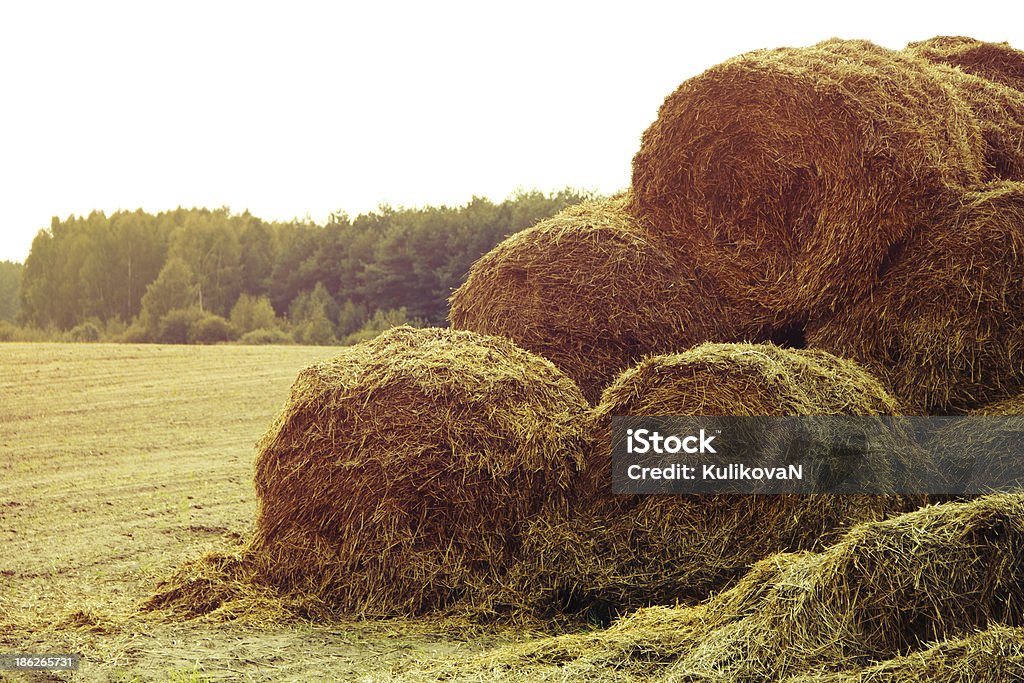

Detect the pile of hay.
xmin=907 ymin=35 xmax=1024 ymax=92
xmin=419 ymin=495 xmax=1024 ymax=682
xmin=239 ymin=325 xmax=589 ymax=618
xmin=807 ymin=182 xmax=1024 ymax=414
xmin=449 ymin=195 xmax=724 ymax=403
xmin=629 ymin=38 xmax=985 ymax=338
xmin=504 ymin=343 xmax=928 ymax=620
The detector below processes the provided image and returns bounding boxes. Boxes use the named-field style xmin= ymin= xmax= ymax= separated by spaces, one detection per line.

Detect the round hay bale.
xmin=907 ymin=35 xmax=1024 ymax=92
xmin=509 ymin=343 xmax=927 ymax=619
xmin=248 ymin=325 xmax=590 ymax=617
xmin=807 ymin=182 xmax=1024 ymax=414
xmin=629 ymin=38 xmax=986 ymax=337
xmin=449 ymin=195 xmax=725 ymax=404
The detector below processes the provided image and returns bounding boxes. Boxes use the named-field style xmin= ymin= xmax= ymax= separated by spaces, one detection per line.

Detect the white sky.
xmin=0 ymin=0 xmax=1020 ymax=263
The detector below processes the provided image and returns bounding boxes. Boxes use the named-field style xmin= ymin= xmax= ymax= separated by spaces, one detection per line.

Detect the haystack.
xmin=506 ymin=344 xmax=928 ymax=619
xmin=425 ymin=495 xmax=1024 ymax=682
xmin=907 ymin=35 xmax=1024 ymax=92
xmin=629 ymin=38 xmax=985 ymax=337
xmin=807 ymin=182 xmax=1024 ymax=414
xmin=449 ymin=195 xmax=725 ymax=403
xmin=246 ymin=325 xmax=590 ymax=617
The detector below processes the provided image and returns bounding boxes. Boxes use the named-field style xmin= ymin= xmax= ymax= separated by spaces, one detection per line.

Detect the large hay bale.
xmin=433 ymin=495 xmax=1024 ymax=682
xmin=247 ymin=325 xmax=590 ymax=617
xmin=807 ymin=182 xmax=1024 ymax=414
xmin=449 ymin=195 xmax=724 ymax=403
xmin=907 ymin=35 xmax=1024 ymax=92
xmin=508 ymin=344 xmax=927 ymax=619
xmin=629 ymin=38 xmax=986 ymax=337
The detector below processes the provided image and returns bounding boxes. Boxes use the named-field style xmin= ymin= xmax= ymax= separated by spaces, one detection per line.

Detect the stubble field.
xmin=0 ymin=343 xmax=529 ymax=682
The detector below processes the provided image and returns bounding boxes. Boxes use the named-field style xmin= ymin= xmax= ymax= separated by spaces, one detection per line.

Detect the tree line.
xmin=1 ymin=189 xmax=590 ymax=344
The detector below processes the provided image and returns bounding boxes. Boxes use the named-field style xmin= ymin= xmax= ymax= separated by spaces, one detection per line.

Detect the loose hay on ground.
xmin=807 ymin=182 xmax=1024 ymax=414
xmin=504 ymin=344 xmax=929 ymax=621
xmin=419 ymin=495 xmax=1024 ymax=683
xmin=629 ymin=38 xmax=985 ymax=338
xmin=449 ymin=195 xmax=722 ymax=403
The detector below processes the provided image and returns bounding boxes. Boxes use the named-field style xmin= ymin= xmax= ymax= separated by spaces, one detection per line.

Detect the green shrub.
xmin=157 ymin=308 xmax=203 ymax=344
xmin=66 ymin=321 xmax=102 ymax=342
xmin=189 ymin=314 xmax=236 ymax=344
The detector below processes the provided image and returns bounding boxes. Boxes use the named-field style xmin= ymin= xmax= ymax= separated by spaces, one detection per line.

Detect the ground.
xmin=0 ymin=343 xmax=533 ymax=682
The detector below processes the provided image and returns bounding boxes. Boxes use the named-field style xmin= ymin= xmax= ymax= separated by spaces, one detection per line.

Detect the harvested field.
xmin=0 ymin=343 xmax=534 ymax=680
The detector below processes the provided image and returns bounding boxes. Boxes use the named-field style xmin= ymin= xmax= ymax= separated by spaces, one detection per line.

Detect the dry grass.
xmin=629 ymin=38 xmax=984 ymax=339
xmin=972 ymin=393 xmax=1024 ymax=416
xmin=449 ymin=195 xmax=720 ymax=403
xmin=500 ymin=344 xmax=929 ymax=622
xmin=807 ymin=182 xmax=1024 ymax=413
xmin=3 ymin=343 xmax=526 ymax=681
xmin=410 ymin=495 xmax=1024 ymax=682
xmin=148 ymin=326 xmax=591 ymax=622
xmin=907 ymin=35 xmax=1024 ymax=92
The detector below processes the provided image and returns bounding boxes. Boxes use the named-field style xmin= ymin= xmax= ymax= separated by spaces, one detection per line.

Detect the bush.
xmin=0 ymin=320 xmax=16 ymax=342
xmin=238 ymin=328 xmax=294 ymax=345
xmin=230 ymin=294 xmax=280 ymax=334
xmin=66 ymin=321 xmax=102 ymax=343
xmin=157 ymin=308 xmax=203 ymax=344
xmin=189 ymin=314 xmax=237 ymax=344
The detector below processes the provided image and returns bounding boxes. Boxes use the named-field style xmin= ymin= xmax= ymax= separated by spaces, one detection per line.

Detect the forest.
xmin=0 ymin=189 xmax=589 ymax=344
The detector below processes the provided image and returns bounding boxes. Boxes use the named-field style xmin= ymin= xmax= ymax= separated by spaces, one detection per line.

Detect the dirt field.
xmin=0 ymin=343 xmax=533 ymax=682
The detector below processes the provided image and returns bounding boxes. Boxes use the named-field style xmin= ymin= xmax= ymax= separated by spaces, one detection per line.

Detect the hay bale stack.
xmin=449 ymin=195 xmax=723 ymax=403
xmin=508 ymin=344 xmax=926 ymax=619
xmin=807 ymin=182 xmax=1024 ymax=414
xmin=248 ymin=325 xmax=590 ymax=617
xmin=907 ymin=35 xmax=1024 ymax=92
xmin=629 ymin=38 xmax=986 ymax=337
xmin=438 ymin=495 xmax=1024 ymax=682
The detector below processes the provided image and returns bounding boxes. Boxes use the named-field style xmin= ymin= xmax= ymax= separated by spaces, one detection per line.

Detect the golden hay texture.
xmin=503 ymin=344 xmax=928 ymax=620
xmin=418 ymin=495 xmax=1024 ymax=682
xmin=243 ymin=325 xmax=590 ymax=618
xmin=972 ymin=393 xmax=1024 ymax=416
xmin=907 ymin=35 xmax=1024 ymax=92
xmin=911 ymin=51 xmax=1024 ymax=181
xmin=807 ymin=182 xmax=1024 ymax=414
xmin=449 ymin=195 xmax=723 ymax=403
xmin=629 ymin=38 xmax=986 ymax=338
